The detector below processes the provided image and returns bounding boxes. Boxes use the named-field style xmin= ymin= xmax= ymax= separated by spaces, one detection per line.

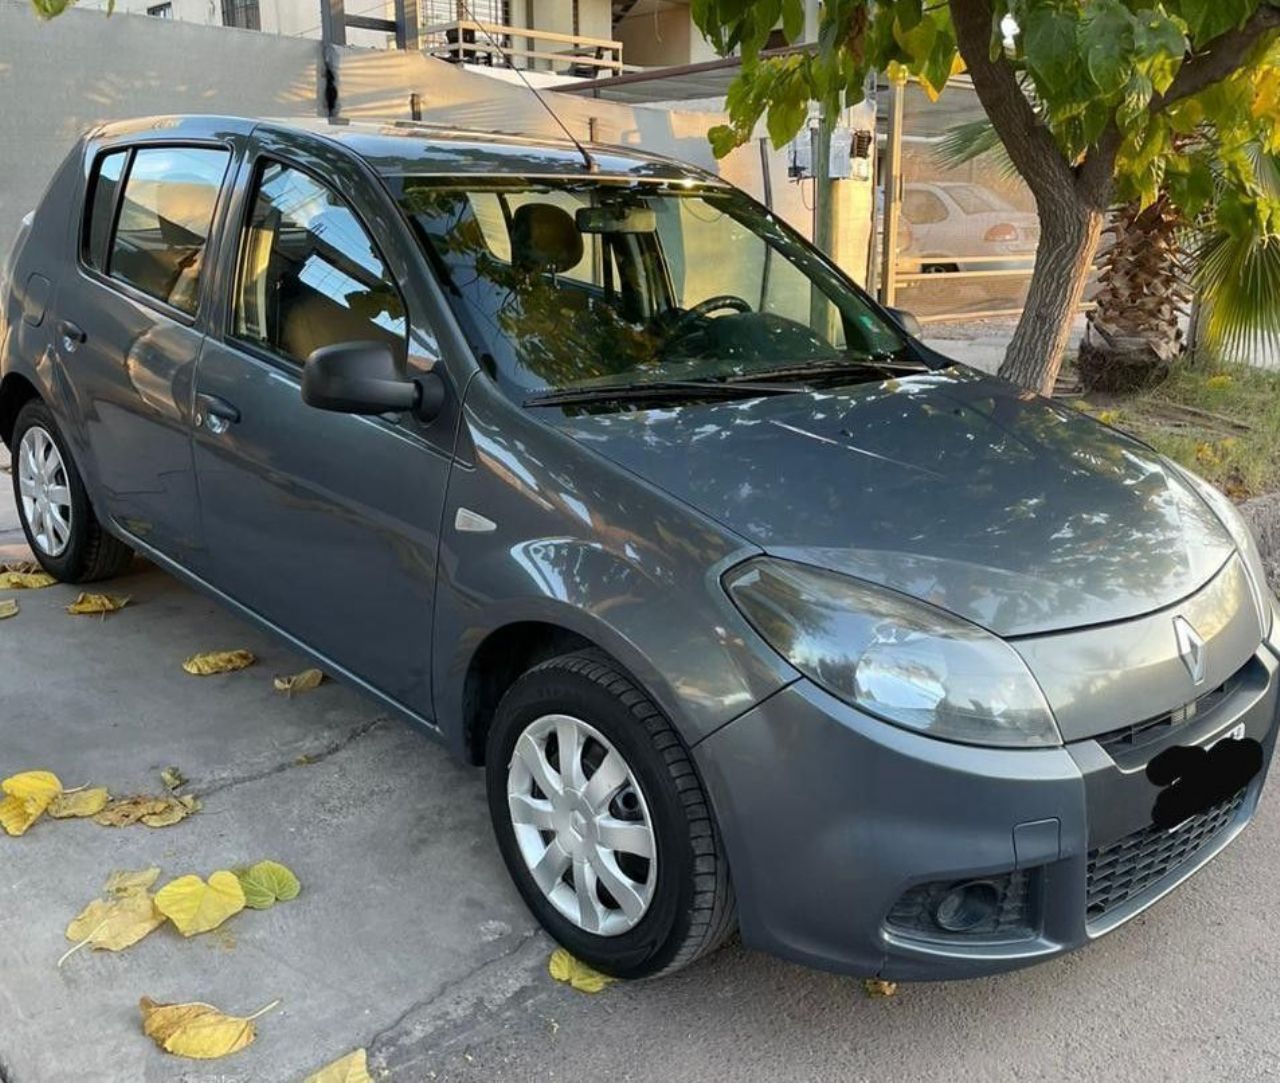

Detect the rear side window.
xmin=233 ymin=161 xmax=406 ymax=366
xmin=83 ymin=151 xmax=127 ymax=270
xmin=109 ymin=146 xmax=229 ymax=315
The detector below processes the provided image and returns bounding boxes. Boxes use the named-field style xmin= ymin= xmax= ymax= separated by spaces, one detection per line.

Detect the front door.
xmin=191 ymin=154 xmax=455 ymax=718
xmin=60 ymin=141 xmax=233 ymax=569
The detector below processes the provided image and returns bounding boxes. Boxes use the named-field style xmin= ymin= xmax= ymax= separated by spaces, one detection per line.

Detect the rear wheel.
xmin=10 ymin=400 xmax=132 ymax=583
xmin=486 ymin=650 xmax=736 ymax=979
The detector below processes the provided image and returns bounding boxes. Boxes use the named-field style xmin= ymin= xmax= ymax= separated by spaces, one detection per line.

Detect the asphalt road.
xmin=1 ymin=447 xmax=1279 ymax=1082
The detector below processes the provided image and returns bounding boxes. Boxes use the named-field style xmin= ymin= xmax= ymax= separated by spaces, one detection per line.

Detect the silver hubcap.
xmin=17 ymin=426 xmax=72 ymax=558
xmin=507 ymin=714 xmax=657 ymax=937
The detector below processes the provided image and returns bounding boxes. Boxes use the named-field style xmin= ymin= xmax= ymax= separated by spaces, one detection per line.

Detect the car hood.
xmin=550 ymin=367 xmax=1235 ymax=637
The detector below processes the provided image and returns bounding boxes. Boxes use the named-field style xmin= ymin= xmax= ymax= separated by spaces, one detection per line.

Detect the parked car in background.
xmin=3 ymin=117 xmax=1276 ymax=984
xmin=896 ymin=181 xmax=1039 ymax=273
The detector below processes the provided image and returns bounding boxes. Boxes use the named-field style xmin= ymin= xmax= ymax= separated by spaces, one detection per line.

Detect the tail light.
xmin=984 ymin=223 xmax=1019 ymax=243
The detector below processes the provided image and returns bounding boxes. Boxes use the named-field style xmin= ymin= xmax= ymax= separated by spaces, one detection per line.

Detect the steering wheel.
xmin=667 ymin=294 xmax=753 ymax=339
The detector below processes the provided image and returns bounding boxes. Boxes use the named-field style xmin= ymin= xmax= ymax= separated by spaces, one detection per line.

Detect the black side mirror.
xmin=302 ymin=341 xmax=446 ymax=423
xmin=885 ymin=306 xmax=923 ymax=338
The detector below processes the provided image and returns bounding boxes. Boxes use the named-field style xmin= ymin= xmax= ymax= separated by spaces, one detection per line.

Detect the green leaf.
xmin=1081 ymin=0 xmax=1135 ymax=96
xmin=1133 ymin=13 xmax=1187 ymax=95
xmin=896 ymin=0 xmax=924 ymax=33
xmin=893 ymin=10 xmax=938 ymax=65
xmin=234 ymin=861 xmax=301 ymax=911
xmin=781 ymin=0 xmax=806 ymax=44
xmin=1179 ymin=0 xmax=1253 ymax=49
xmin=1023 ymin=9 xmax=1081 ymax=95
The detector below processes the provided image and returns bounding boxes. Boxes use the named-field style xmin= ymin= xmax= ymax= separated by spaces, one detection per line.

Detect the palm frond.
xmin=1195 ymin=220 xmax=1280 ymax=360
xmin=932 ymin=119 xmax=1020 ymax=179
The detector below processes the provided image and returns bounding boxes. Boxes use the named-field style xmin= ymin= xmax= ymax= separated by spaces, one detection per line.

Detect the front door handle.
xmin=57 ymin=319 xmax=86 ymax=351
xmin=195 ymin=393 xmax=241 ymax=435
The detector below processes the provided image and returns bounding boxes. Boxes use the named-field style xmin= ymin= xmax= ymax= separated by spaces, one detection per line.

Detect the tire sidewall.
xmin=11 ymin=401 xmax=96 ymax=581
xmin=486 ymin=663 xmax=699 ymax=979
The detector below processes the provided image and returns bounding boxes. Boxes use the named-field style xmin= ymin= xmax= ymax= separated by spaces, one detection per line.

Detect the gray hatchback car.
xmin=2 ymin=115 xmax=1277 ymax=982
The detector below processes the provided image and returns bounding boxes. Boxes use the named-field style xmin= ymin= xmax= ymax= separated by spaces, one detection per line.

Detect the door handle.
xmin=57 ymin=319 xmax=86 ymax=351
xmin=195 ymin=393 xmax=241 ymax=435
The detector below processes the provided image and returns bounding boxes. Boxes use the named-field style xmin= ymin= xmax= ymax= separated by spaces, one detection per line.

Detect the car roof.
xmin=89 ymin=114 xmax=722 ymax=184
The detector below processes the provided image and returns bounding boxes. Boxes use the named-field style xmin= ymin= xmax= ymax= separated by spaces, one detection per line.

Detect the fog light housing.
xmin=933 ymin=881 xmax=1000 ymax=932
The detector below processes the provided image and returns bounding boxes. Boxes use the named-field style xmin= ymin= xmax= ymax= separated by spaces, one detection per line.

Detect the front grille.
xmin=886 ymin=870 xmax=1035 ymax=942
xmin=1096 ymin=668 xmax=1244 ymax=761
xmin=1086 ymin=789 xmax=1246 ymax=923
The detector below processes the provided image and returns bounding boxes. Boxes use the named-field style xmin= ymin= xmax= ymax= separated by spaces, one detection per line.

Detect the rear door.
xmin=57 ymin=139 xmax=236 ymax=570
xmin=191 ymin=134 xmax=456 ymax=718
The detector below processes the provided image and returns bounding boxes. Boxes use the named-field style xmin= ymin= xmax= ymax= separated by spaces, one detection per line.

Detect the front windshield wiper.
xmin=523 ymin=378 xmax=802 ymax=408
xmin=722 ymin=356 xmax=930 ymax=385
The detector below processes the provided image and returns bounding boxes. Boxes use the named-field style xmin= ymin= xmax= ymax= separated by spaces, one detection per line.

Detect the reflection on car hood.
xmin=552 ymin=367 xmax=1235 ymax=637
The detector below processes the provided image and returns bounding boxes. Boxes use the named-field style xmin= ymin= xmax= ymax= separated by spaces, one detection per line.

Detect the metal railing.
xmin=421 ymin=18 xmax=624 ymax=77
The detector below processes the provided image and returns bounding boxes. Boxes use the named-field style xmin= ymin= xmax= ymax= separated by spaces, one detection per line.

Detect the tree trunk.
xmin=998 ymin=193 xmax=1103 ymax=394
xmin=1076 ymin=194 xmax=1190 ymax=392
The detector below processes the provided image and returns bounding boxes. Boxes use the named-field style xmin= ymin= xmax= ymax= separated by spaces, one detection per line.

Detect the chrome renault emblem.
xmin=1174 ymin=617 xmax=1206 ymax=685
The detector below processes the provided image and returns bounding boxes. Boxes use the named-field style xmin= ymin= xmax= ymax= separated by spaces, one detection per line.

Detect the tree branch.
xmin=950 ymin=0 xmax=1076 ymax=199
xmin=1158 ymin=2 xmax=1280 ymax=109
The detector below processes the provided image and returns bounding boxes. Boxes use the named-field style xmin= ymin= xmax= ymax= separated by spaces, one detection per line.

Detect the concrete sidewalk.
xmin=1 ymin=454 xmax=1279 ymax=1082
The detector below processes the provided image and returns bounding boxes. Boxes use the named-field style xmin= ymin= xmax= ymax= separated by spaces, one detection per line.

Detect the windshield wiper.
xmin=523 ymin=378 xmax=801 ymax=408
xmin=722 ymin=356 xmax=930 ymax=385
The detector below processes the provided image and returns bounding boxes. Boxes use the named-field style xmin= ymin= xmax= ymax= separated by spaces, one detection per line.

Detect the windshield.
xmin=393 ymin=177 xmax=908 ymax=399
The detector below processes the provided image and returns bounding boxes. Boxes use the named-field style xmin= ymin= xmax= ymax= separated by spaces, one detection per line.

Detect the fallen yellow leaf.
xmin=62 ymin=891 xmax=165 ymax=962
xmin=66 ymin=592 xmax=131 ymax=616
xmin=548 ymin=948 xmax=615 ymax=994
xmin=0 ymin=599 xmax=17 ymax=620
xmin=0 ymin=570 xmax=56 ymax=589
xmin=863 ymin=978 xmax=898 ymax=998
xmin=139 ymin=996 xmax=278 ymax=1060
xmin=105 ymin=866 xmax=162 ymax=897
xmin=160 ymin=766 xmax=186 ymax=792
xmin=154 ymin=871 xmax=246 ymax=936
xmin=274 ymin=668 xmax=325 ymax=695
xmin=48 ymin=787 xmax=110 ymax=818
xmin=183 ymin=650 xmax=255 ymax=676
xmin=234 ymin=860 xmax=301 ymax=910
xmin=305 ymin=1048 xmax=372 ymax=1083
xmin=94 ymin=793 xmax=199 ymax=828
xmin=0 ymin=770 xmax=63 ymax=836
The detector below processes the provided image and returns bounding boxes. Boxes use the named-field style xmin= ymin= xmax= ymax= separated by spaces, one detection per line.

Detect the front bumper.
xmin=694 ymin=642 xmax=1279 ymax=981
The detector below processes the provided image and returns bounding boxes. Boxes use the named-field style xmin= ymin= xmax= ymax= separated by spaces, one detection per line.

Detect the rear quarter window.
xmin=83 ymin=150 xmax=128 ymax=271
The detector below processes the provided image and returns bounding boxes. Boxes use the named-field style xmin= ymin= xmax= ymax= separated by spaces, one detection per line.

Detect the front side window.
xmin=397 ymin=178 xmax=906 ymax=398
xmin=83 ymin=150 xmax=127 ymax=271
xmin=109 ymin=146 xmax=229 ymax=314
xmin=233 ymin=162 xmax=406 ymax=367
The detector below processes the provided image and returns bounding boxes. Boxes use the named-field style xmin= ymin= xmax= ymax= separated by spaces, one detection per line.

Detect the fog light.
xmin=933 ymin=881 xmax=1000 ymax=933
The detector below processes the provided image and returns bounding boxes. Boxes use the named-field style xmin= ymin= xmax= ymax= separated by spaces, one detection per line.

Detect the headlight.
xmin=1165 ymin=460 xmax=1274 ymax=638
xmin=724 ymin=558 xmax=1061 ymax=748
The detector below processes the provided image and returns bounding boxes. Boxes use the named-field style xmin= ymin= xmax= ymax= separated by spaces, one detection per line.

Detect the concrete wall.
xmin=616 ymin=2 xmax=718 ymax=68
xmin=0 ymin=0 xmax=322 ymax=257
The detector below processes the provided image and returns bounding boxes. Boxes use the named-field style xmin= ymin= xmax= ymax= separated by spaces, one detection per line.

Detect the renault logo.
xmin=1174 ymin=617 xmax=1207 ymax=685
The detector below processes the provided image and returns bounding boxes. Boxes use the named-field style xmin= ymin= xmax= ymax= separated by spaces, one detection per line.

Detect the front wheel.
xmin=486 ymin=650 xmax=736 ymax=979
xmin=10 ymin=400 xmax=132 ymax=583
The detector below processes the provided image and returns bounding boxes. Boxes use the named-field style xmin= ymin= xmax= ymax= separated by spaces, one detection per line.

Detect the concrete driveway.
xmin=1 ymin=447 xmax=1279 ymax=1082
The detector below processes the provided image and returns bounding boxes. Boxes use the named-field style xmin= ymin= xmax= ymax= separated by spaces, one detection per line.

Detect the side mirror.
xmin=302 ymin=341 xmax=446 ymax=424
xmin=885 ymin=306 xmax=923 ymax=338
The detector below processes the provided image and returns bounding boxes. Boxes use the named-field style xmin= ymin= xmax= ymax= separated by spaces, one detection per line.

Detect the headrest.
xmin=510 ymin=203 xmax=583 ymax=275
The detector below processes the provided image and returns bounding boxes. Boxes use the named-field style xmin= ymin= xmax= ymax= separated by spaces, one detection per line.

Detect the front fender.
xmin=432 ymin=383 xmax=796 ymax=759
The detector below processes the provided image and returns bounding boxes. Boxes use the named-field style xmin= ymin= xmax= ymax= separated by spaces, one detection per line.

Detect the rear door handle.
xmin=56 ymin=319 xmax=86 ymax=350
xmin=195 ymin=393 xmax=241 ymax=435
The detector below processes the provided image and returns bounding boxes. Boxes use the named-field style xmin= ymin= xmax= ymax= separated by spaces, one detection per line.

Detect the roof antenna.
xmin=453 ymin=0 xmax=598 ymax=173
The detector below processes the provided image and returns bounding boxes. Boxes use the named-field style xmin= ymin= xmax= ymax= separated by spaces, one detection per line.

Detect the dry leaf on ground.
xmin=94 ymin=793 xmax=199 ymax=828
xmin=0 ymin=599 xmax=18 ymax=620
xmin=863 ymin=978 xmax=898 ymax=998
xmin=548 ymin=948 xmax=616 ymax=994
xmin=48 ymin=787 xmax=110 ymax=818
xmin=234 ymin=860 xmax=301 ymax=910
xmin=182 ymin=649 xmax=255 ymax=676
xmin=154 ymin=871 xmax=245 ymax=936
xmin=160 ymin=766 xmax=186 ymax=792
xmin=304 ymin=1048 xmax=371 ymax=1083
xmin=0 ymin=570 xmax=56 ymax=589
xmin=273 ymin=668 xmax=325 ymax=696
xmin=2 ymin=560 xmax=40 ymax=575
xmin=61 ymin=891 xmax=165 ymax=963
xmin=139 ymin=996 xmax=278 ymax=1060
xmin=66 ymin=592 xmax=131 ymax=616
xmin=0 ymin=770 xmax=63 ymax=836
xmin=105 ymin=866 xmax=162 ymax=897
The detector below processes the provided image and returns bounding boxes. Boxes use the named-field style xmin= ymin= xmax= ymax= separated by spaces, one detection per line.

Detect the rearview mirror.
xmin=885 ymin=306 xmax=923 ymax=338
xmin=302 ymin=341 xmax=446 ymax=423
xmin=575 ymin=205 xmax=657 ymax=234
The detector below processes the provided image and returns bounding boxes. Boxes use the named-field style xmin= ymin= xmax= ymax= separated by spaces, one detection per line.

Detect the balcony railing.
xmin=421 ymin=19 xmax=624 ymax=78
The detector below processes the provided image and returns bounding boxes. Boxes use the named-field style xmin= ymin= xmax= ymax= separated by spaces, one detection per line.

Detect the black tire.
xmin=9 ymin=400 xmax=132 ymax=583
xmin=486 ymin=650 xmax=736 ymax=979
